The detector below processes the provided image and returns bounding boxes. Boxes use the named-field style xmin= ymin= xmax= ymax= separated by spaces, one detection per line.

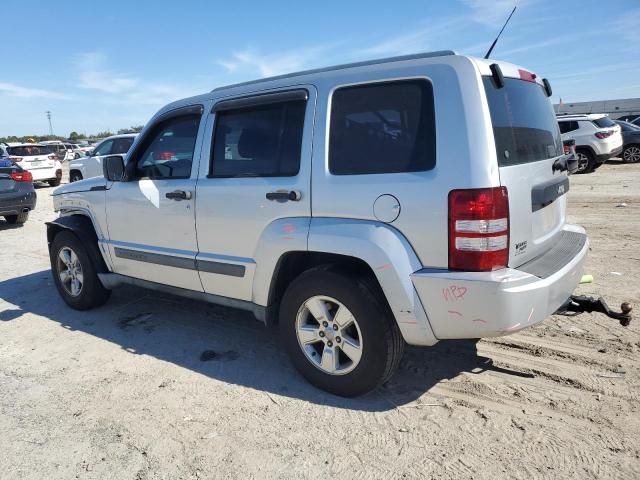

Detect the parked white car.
xmin=557 ymin=114 xmax=623 ymax=173
xmin=6 ymin=143 xmax=62 ymax=186
xmin=49 ymin=51 xmax=588 ymax=396
xmin=68 ymin=134 xmax=137 ymax=182
xmin=40 ymin=141 xmax=76 ymax=161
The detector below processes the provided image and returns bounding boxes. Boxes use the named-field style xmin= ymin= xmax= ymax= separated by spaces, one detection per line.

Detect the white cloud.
xmin=217 ymin=45 xmax=333 ymax=78
xmin=75 ymin=52 xmax=198 ymax=105
xmin=358 ymin=17 xmax=466 ymax=57
xmin=0 ymin=82 xmax=68 ymax=99
xmin=461 ymin=0 xmax=531 ymax=27
xmin=76 ymin=52 xmax=139 ymax=94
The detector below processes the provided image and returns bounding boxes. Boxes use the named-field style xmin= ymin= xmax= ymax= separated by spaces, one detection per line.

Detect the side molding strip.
xmin=114 ymin=247 xmax=245 ymax=277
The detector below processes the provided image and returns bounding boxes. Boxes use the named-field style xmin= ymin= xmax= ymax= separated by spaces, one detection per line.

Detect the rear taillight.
xmin=448 ymin=187 xmax=509 ymax=271
xmin=595 ymin=131 xmax=613 ymax=139
xmin=48 ymin=154 xmax=56 ymax=160
xmin=9 ymin=156 xmax=23 ymax=163
xmin=10 ymin=171 xmax=33 ymax=182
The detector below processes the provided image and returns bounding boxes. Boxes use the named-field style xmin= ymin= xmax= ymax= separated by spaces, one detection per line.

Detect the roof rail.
xmin=212 ymin=50 xmax=457 ymax=93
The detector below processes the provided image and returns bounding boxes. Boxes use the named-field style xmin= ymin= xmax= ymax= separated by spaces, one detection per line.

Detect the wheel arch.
xmin=260 ymin=218 xmax=438 ymax=346
xmin=46 ymin=214 xmax=109 ymax=274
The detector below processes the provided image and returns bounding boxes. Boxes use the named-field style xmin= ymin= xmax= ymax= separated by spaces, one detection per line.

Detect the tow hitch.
xmin=557 ymin=295 xmax=633 ymax=327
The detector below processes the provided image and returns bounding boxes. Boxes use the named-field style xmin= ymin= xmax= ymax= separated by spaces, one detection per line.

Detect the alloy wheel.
xmin=295 ymin=295 xmax=363 ymax=375
xmin=57 ymin=247 xmax=84 ymax=297
xmin=623 ymin=146 xmax=640 ymax=163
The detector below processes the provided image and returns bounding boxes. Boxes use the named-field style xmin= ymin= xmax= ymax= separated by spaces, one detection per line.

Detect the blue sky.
xmin=1 ymin=0 xmax=638 ymax=137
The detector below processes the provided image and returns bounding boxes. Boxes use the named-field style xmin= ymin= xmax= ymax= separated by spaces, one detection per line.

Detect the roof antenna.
xmin=484 ymin=6 xmax=517 ymax=59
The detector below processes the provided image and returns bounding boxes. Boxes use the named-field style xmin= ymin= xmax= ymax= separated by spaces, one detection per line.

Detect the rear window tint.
xmin=7 ymin=145 xmax=50 ymax=156
xmin=483 ymin=77 xmax=562 ymax=166
xmin=329 ymin=80 xmax=435 ymax=175
xmin=592 ymin=117 xmax=615 ymax=128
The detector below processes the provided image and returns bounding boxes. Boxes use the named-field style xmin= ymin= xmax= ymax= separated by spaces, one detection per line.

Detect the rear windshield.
xmin=592 ymin=117 xmax=615 ymax=128
xmin=483 ymin=77 xmax=562 ymax=167
xmin=7 ymin=145 xmax=50 ymax=156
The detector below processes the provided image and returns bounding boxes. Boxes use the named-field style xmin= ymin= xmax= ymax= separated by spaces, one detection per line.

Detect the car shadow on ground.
xmin=0 ymin=270 xmax=530 ymax=411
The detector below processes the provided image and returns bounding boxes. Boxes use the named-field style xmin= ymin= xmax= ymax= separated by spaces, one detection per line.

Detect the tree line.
xmin=0 ymin=125 xmax=144 ymax=144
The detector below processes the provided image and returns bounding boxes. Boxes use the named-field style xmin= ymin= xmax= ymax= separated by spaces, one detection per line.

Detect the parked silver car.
xmin=48 ymin=51 xmax=587 ymax=396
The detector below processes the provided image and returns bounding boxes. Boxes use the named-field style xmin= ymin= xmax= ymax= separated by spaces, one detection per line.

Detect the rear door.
xmin=483 ymin=76 xmax=566 ymax=267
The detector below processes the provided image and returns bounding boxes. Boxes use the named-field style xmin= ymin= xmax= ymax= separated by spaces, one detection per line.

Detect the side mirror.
xmin=103 ymin=155 xmax=125 ymax=181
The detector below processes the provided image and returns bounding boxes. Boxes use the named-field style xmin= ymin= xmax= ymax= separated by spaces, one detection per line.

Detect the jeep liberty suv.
xmin=48 ymin=51 xmax=588 ymax=396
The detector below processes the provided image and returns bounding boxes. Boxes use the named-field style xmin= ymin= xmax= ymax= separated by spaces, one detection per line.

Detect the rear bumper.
xmin=410 ymin=225 xmax=588 ymax=340
xmin=596 ymin=145 xmax=623 ymax=163
xmin=29 ymin=166 xmax=60 ymax=181
xmin=0 ymin=189 xmax=37 ymax=216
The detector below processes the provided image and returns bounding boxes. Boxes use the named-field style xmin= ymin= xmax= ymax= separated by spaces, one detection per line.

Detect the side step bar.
xmin=556 ymin=295 xmax=632 ymax=326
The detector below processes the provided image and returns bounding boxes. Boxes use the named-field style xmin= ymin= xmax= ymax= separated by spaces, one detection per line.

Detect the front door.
xmin=195 ymin=87 xmax=315 ymax=301
xmin=105 ymin=106 xmax=207 ymax=291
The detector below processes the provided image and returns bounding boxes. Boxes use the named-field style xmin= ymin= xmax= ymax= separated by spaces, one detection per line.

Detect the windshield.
xmin=7 ymin=145 xmax=51 ymax=156
xmin=483 ymin=77 xmax=562 ymax=167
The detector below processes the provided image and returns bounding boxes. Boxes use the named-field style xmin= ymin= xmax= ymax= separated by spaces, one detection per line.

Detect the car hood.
xmin=52 ymin=176 xmax=106 ymax=196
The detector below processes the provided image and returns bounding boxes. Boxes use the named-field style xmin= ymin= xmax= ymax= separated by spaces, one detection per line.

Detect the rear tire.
xmin=279 ymin=267 xmax=404 ymax=397
xmin=48 ymin=178 xmax=61 ymax=187
xmin=577 ymin=149 xmax=596 ymax=173
xmin=623 ymin=145 xmax=640 ymax=163
xmin=50 ymin=230 xmax=111 ymax=310
xmin=4 ymin=212 xmax=29 ymax=225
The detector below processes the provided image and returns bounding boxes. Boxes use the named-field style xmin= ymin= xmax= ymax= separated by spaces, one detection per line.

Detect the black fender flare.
xmin=46 ymin=215 xmax=108 ymax=273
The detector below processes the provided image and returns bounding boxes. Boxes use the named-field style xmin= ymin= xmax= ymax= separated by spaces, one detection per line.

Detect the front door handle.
xmin=166 ymin=190 xmax=192 ymax=200
xmin=265 ymin=190 xmax=301 ymax=202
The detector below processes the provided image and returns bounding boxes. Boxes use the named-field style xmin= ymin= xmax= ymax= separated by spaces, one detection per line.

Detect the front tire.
xmin=623 ymin=145 xmax=640 ymax=163
xmin=4 ymin=212 xmax=29 ymax=225
xmin=50 ymin=230 xmax=111 ymax=310
xmin=70 ymin=171 xmax=83 ymax=183
xmin=279 ymin=268 xmax=404 ymax=397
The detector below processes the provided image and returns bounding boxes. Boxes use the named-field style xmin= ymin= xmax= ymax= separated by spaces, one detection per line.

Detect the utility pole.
xmin=46 ymin=111 xmax=53 ymax=136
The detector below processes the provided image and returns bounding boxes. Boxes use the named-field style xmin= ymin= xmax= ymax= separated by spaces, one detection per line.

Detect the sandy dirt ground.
xmin=1 ymin=162 xmax=639 ymax=480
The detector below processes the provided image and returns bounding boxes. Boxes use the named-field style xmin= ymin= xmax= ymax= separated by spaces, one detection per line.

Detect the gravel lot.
xmin=1 ymin=162 xmax=639 ymax=480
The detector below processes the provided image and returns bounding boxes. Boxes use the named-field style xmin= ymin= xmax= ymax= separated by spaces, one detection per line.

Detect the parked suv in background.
xmin=68 ymin=134 xmax=137 ymax=182
xmin=6 ymin=143 xmax=63 ymax=186
xmin=47 ymin=52 xmax=587 ymax=396
xmin=557 ymin=114 xmax=623 ymax=173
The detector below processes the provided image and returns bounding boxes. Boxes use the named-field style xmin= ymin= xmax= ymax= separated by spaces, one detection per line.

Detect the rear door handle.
xmin=165 ymin=190 xmax=192 ymax=200
xmin=266 ymin=190 xmax=301 ymax=202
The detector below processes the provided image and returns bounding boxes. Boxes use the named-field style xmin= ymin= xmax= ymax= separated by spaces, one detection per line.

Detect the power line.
xmin=46 ymin=111 xmax=53 ymax=136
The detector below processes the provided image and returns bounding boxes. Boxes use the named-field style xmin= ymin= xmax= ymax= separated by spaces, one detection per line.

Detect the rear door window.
xmin=558 ymin=121 xmax=578 ymax=134
xmin=483 ymin=77 xmax=562 ymax=166
xmin=329 ymin=80 xmax=435 ymax=175
xmin=111 ymin=137 xmax=135 ymax=154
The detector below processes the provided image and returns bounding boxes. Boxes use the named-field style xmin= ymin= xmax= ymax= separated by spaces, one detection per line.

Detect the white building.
xmin=554 ymin=97 xmax=640 ymax=120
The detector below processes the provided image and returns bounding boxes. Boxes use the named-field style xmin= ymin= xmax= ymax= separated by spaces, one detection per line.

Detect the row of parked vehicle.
xmin=557 ymin=113 xmax=640 ymax=173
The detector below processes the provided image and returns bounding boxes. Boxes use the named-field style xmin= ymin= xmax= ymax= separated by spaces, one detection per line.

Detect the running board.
xmin=556 ymin=295 xmax=632 ymax=326
xmin=97 ymin=272 xmax=267 ymax=324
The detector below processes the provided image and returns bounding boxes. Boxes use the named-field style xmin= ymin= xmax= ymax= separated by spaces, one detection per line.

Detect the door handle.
xmin=165 ymin=190 xmax=192 ymax=200
xmin=265 ymin=190 xmax=301 ymax=202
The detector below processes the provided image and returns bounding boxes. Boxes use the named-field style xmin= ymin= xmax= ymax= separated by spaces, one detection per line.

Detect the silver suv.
xmin=47 ymin=51 xmax=588 ymax=396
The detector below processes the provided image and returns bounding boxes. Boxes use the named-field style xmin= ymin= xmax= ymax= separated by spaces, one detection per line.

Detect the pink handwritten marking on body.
xmin=442 ymin=285 xmax=468 ymax=302
xmin=526 ymin=307 xmax=535 ymax=324
xmin=399 ymin=320 xmax=419 ymax=325
xmin=281 ymin=236 xmax=295 ymax=241
xmin=472 ymin=318 xmax=487 ymax=323
xmin=282 ymin=224 xmax=296 ymax=234
xmin=376 ymin=263 xmax=392 ymax=271
xmin=505 ymin=322 xmax=521 ymax=331
xmin=447 ymin=310 xmax=463 ymax=316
